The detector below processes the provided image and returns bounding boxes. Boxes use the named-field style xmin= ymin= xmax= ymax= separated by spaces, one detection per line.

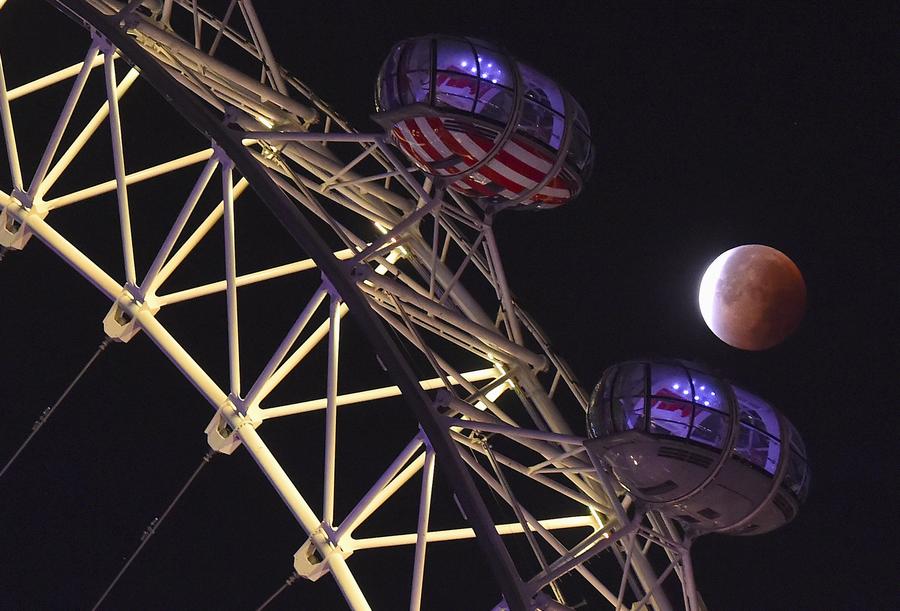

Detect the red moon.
xmin=699 ymin=245 xmax=806 ymax=351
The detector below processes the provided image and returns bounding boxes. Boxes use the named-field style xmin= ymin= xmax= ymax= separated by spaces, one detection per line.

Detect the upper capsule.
xmin=374 ymin=35 xmax=593 ymax=210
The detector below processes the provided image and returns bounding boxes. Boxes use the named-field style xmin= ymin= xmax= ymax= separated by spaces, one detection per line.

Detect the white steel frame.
xmin=0 ymin=1 xmax=704 ymax=609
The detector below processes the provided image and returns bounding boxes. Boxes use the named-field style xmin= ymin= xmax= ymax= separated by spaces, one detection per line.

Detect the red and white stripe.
xmin=390 ymin=116 xmax=576 ymax=207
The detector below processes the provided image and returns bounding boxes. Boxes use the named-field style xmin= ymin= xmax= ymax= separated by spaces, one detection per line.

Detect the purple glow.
xmin=470 ymin=67 xmax=477 ymax=74
xmin=673 ymin=383 xmax=680 ymax=390
xmin=461 ymin=61 xmax=468 ymax=67
xmin=682 ymin=389 xmax=689 ymax=396
xmin=704 ymin=401 xmax=710 ymax=406
xmin=694 ymin=395 xmax=700 ymax=400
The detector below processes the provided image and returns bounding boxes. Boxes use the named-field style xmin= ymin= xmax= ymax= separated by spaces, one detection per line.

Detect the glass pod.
xmin=585 ymin=359 xmax=809 ymax=535
xmin=375 ymin=35 xmax=593 ymax=210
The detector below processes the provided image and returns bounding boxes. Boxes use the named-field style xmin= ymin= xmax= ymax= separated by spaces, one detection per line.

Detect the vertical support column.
xmin=0 ymin=53 xmax=23 ymax=191
xmin=409 ymin=444 xmax=435 ymax=611
xmin=483 ymin=215 xmax=523 ymax=345
xmin=221 ymin=156 xmax=241 ymax=397
xmin=323 ymin=284 xmax=341 ymax=525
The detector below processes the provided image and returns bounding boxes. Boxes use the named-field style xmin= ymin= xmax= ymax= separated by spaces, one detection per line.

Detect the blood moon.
xmin=699 ymin=245 xmax=806 ymax=351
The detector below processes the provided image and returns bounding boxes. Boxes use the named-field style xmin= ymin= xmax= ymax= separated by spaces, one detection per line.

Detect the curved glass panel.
xmin=734 ymin=424 xmax=780 ymax=474
xmin=651 ymin=364 xmax=692 ymax=401
xmin=688 ymin=371 xmax=726 ymax=411
xmin=574 ymin=103 xmax=590 ymax=134
xmin=783 ymin=451 xmax=810 ymax=501
xmin=377 ymin=44 xmax=403 ymax=111
xmin=648 ymin=419 xmax=689 ymax=438
xmin=519 ymin=64 xmax=564 ymax=114
xmin=735 ymin=388 xmax=781 ymax=440
xmin=434 ymin=73 xmax=478 ymax=113
xmin=398 ymin=39 xmax=432 ymax=105
xmin=689 ymin=406 xmax=729 ymax=448
xmin=516 ymin=64 xmax=566 ymax=149
xmin=613 ymin=362 xmax=645 ymax=399
xmin=649 ymin=395 xmax=693 ymax=424
xmin=785 ymin=419 xmax=807 ymax=458
xmin=567 ymin=128 xmax=591 ymax=170
xmin=614 ymin=395 xmax=645 ymax=432
xmin=517 ymin=100 xmax=554 ymax=146
xmin=475 ymin=82 xmax=514 ymax=124
xmin=436 ymin=38 xmax=475 ymax=75
xmin=475 ymin=46 xmax=513 ymax=88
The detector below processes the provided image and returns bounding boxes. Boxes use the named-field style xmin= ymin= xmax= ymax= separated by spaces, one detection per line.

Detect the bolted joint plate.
xmin=102 ymin=286 xmax=158 ymax=343
xmin=0 ymin=191 xmax=46 ymax=250
xmin=204 ymin=399 xmax=262 ymax=455
xmin=293 ymin=525 xmax=351 ymax=582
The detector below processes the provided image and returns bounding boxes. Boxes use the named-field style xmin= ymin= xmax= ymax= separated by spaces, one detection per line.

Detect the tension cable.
xmin=256 ymin=571 xmax=300 ymax=611
xmin=0 ymin=336 xmax=113 ymax=481
xmin=91 ymin=449 xmax=217 ymax=610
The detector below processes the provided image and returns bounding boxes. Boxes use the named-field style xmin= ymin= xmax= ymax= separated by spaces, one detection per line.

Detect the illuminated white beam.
xmin=347 ymin=516 xmax=597 ymax=551
xmin=156 ymin=249 xmax=355 ymax=306
xmin=6 ymin=53 xmax=109 ymax=100
xmin=46 ymin=149 xmax=214 ymax=210
xmin=260 ymin=368 xmax=498 ymax=419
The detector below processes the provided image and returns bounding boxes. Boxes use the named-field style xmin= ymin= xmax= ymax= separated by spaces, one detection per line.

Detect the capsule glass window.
xmin=689 ymin=406 xmax=729 ymax=448
xmin=399 ymin=39 xmax=432 ymax=105
xmin=734 ymin=424 xmax=781 ymax=474
xmin=613 ymin=362 xmax=646 ymax=400
xmin=377 ymin=44 xmax=403 ymax=111
xmin=688 ymin=371 xmax=727 ymax=411
xmin=434 ymin=73 xmax=479 ymax=113
xmin=436 ymin=38 xmax=476 ymax=75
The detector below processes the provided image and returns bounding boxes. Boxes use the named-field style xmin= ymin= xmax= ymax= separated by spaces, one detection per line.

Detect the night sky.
xmin=0 ymin=1 xmax=895 ymax=610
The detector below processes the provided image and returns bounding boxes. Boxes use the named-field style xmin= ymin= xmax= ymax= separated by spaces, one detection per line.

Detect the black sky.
xmin=0 ymin=1 xmax=895 ymax=610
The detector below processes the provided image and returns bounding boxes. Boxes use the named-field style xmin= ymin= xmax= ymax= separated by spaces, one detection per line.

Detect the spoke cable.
xmin=256 ymin=571 xmax=300 ymax=611
xmin=91 ymin=449 xmax=217 ymax=610
xmin=0 ymin=336 xmax=113 ymax=481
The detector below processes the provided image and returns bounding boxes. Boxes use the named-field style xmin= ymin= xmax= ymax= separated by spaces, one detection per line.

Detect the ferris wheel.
xmin=0 ymin=2 xmax=808 ymax=609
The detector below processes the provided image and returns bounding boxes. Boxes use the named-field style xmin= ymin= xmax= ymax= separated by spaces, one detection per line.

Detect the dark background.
xmin=0 ymin=1 xmax=895 ymax=610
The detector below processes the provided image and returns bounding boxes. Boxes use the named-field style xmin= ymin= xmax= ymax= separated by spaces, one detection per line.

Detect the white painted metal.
xmin=0 ymin=1 xmax=702 ymax=608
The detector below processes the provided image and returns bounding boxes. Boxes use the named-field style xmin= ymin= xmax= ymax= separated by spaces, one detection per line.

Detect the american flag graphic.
xmin=390 ymin=116 xmax=577 ymax=207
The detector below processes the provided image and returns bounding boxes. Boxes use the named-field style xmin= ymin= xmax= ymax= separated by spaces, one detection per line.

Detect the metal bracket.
xmin=0 ymin=190 xmax=42 ymax=250
xmin=293 ymin=523 xmax=350 ymax=582
xmin=102 ymin=284 xmax=152 ymax=343
xmin=204 ymin=397 xmax=261 ymax=454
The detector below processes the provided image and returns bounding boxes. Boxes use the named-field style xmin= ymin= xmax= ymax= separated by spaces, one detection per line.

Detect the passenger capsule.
xmin=374 ymin=35 xmax=593 ymax=210
xmin=584 ymin=359 xmax=810 ymax=535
